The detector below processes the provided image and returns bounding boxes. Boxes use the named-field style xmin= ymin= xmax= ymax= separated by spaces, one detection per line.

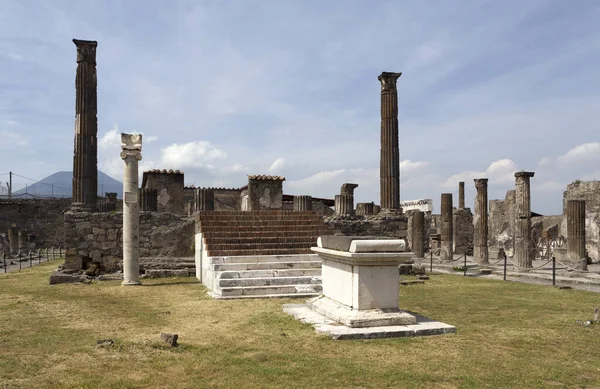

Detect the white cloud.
xmin=99 ymin=126 xmax=121 ymax=150
xmin=159 ymin=141 xmax=227 ymax=169
xmin=557 ymin=143 xmax=600 ymax=164
xmin=442 ymin=158 xmax=518 ymax=188
xmin=146 ymin=136 xmax=158 ymax=144
xmin=400 ymin=160 xmax=429 ymax=173
xmin=0 ymin=130 xmax=28 ymax=147
xmin=267 ymin=158 xmax=285 ymax=173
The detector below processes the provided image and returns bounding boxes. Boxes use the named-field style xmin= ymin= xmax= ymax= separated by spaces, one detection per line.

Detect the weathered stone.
xmin=160 ymin=333 xmax=178 ymax=347
xmin=139 ymin=188 xmax=158 ymax=212
xmin=473 ymin=178 xmax=489 ymax=263
xmin=49 ymin=270 xmax=89 ymax=284
xmin=356 ymin=202 xmax=374 ymax=216
xmin=121 ymin=133 xmax=143 ymax=286
xmin=71 ymin=39 xmax=98 ymax=212
xmin=378 ymin=72 xmax=402 ymax=212
xmin=293 ymin=195 xmax=312 ymax=211
xmin=195 ymin=188 xmax=215 ymax=211
xmin=412 ymin=211 xmax=425 ymax=257
xmin=440 ymin=193 xmax=453 ymax=260
xmin=514 ymin=171 xmax=535 ymax=268
xmin=567 ymin=200 xmax=587 ymax=269
xmin=458 ymin=181 xmax=465 ymax=209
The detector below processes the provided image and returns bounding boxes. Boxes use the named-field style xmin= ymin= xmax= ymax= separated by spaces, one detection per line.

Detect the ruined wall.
xmin=142 ymin=170 xmax=185 ymax=214
xmin=63 ymin=211 xmax=194 ymax=273
xmin=488 ymin=190 xmax=516 ymax=255
xmin=561 ymin=181 xmax=600 ymax=260
xmin=247 ymin=178 xmax=284 ymax=210
xmin=214 ymin=189 xmax=242 ymax=211
xmin=325 ymin=214 xmax=407 ymax=239
xmin=454 ymin=208 xmax=474 ymax=255
xmin=0 ymin=198 xmax=71 ymax=248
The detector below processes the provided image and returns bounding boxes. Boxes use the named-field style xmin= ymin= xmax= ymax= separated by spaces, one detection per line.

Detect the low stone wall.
xmin=325 ymin=214 xmax=408 ymax=239
xmin=63 ymin=211 xmax=194 ymax=273
xmin=0 ymin=198 xmax=71 ymax=248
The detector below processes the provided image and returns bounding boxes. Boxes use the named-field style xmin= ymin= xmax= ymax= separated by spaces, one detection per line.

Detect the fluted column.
xmin=373 ymin=205 xmax=381 ymax=215
xmin=567 ymin=200 xmax=586 ymax=266
xmin=196 ymin=188 xmax=215 ymax=211
xmin=412 ymin=211 xmax=425 ymax=257
xmin=120 ymin=133 xmax=142 ymax=286
xmin=72 ymin=39 xmax=98 ymax=211
xmin=514 ymin=171 xmax=535 ymax=268
xmin=458 ymin=182 xmax=465 ymax=209
xmin=139 ymin=188 xmax=158 ymax=211
xmin=17 ymin=230 xmax=26 ymax=253
xmin=440 ymin=193 xmax=453 ymax=260
xmin=293 ymin=195 xmax=312 ymax=211
xmin=356 ymin=202 xmax=374 ymax=216
xmin=473 ymin=178 xmax=489 ymax=264
xmin=335 ymin=195 xmax=353 ymax=216
xmin=378 ymin=72 xmax=402 ymax=212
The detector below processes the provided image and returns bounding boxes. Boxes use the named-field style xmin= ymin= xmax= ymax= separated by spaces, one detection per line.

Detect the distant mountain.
xmin=12 ymin=171 xmax=123 ymax=198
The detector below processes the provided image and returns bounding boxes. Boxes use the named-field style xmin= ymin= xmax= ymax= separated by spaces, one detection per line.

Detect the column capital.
xmin=474 ymin=178 xmax=489 ymax=189
xmin=120 ymin=133 xmax=143 ymax=161
xmin=378 ymin=72 xmax=402 ymax=92
xmin=73 ymin=39 xmax=97 ymax=64
xmin=514 ymin=171 xmax=535 ymax=179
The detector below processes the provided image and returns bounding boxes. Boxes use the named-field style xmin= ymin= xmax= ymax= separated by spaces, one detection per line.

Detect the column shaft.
xmin=72 ymin=39 xmax=98 ymax=211
xmin=121 ymin=134 xmax=142 ymax=286
xmin=514 ymin=172 xmax=535 ymax=268
xmin=473 ymin=178 xmax=489 ymax=264
xmin=293 ymin=195 xmax=312 ymax=211
xmin=440 ymin=193 xmax=453 ymax=260
xmin=378 ymin=72 xmax=402 ymax=211
xmin=412 ymin=211 xmax=425 ymax=257
xmin=567 ymin=200 xmax=586 ymax=263
xmin=196 ymin=188 xmax=215 ymax=211
xmin=458 ymin=182 xmax=465 ymax=209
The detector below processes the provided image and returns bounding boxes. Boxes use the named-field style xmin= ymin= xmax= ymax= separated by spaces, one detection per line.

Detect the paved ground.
xmin=413 ymin=254 xmax=600 ymax=293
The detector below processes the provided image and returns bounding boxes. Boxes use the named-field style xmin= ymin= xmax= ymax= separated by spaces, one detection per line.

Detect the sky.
xmin=1 ymin=0 xmax=599 ymax=215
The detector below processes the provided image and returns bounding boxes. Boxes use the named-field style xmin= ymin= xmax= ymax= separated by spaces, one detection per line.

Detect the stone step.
xmin=218 ymin=275 xmax=321 ymax=288
xmin=197 ymin=210 xmax=319 ymax=218
xmin=218 ymin=283 xmax=323 ymax=297
xmin=207 ymin=248 xmax=314 ymax=257
xmin=202 ymin=229 xmax=331 ymax=238
xmin=210 ymin=254 xmax=319 ymax=264
xmin=199 ymin=222 xmax=327 ymax=229
xmin=208 ymin=292 xmax=320 ymax=300
xmin=208 ymin=242 xmax=318 ymax=251
xmin=217 ymin=268 xmax=322 ymax=279
xmin=206 ymin=236 xmax=320 ymax=245
xmin=211 ymin=260 xmax=322 ymax=271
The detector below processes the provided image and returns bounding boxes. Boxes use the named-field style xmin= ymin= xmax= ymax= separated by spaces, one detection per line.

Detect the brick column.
xmin=566 ymin=200 xmax=587 ymax=268
xmin=356 ymin=202 xmax=374 ymax=216
xmin=514 ymin=171 xmax=535 ymax=268
xmin=378 ymin=72 xmax=402 ymax=213
xmin=72 ymin=39 xmax=98 ymax=211
xmin=293 ymin=195 xmax=312 ymax=211
xmin=473 ymin=178 xmax=489 ymax=264
xmin=458 ymin=181 xmax=465 ymax=209
xmin=412 ymin=211 xmax=425 ymax=257
xmin=440 ymin=193 xmax=453 ymax=260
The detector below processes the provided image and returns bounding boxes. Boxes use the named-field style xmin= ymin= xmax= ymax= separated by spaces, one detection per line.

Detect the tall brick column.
xmin=412 ymin=211 xmax=425 ymax=257
xmin=473 ymin=178 xmax=489 ymax=264
xmin=458 ymin=182 xmax=465 ymax=209
xmin=566 ymin=200 xmax=587 ymax=268
xmin=514 ymin=171 xmax=535 ymax=268
xmin=440 ymin=193 xmax=454 ymax=260
xmin=72 ymin=39 xmax=98 ymax=211
xmin=378 ymin=72 xmax=402 ymax=213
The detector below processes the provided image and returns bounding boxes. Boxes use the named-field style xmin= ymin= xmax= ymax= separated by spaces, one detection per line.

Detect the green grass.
xmin=1 ymin=261 xmax=600 ymax=388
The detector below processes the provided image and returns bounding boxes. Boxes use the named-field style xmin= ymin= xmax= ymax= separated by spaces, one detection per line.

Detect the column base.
xmin=122 ymin=280 xmax=142 ymax=286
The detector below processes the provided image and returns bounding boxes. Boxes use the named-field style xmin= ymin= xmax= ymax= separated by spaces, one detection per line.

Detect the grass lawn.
xmin=1 ymin=261 xmax=599 ymax=389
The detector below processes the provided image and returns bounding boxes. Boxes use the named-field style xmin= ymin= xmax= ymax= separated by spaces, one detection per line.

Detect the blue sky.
xmin=1 ymin=0 xmax=599 ymax=214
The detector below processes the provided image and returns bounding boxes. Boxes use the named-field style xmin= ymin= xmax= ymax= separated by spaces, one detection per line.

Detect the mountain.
xmin=12 ymin=171 xmax=123 ymax=198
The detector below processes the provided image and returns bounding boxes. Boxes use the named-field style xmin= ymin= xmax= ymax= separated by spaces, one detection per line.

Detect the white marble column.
xmin=120 ymin=133 xmax=143 ymax=286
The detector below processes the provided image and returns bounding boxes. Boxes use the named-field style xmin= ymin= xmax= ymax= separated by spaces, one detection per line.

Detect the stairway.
xmin=195 ymin=211 xmax=331 ymax=299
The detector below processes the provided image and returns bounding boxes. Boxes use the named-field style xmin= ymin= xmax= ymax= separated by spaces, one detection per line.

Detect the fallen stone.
xmin=96 ymin=339 xmax=114 ymax=348
xmin=49 ymin=270 xmax=89 ymax=285
xmin=84 ymin=263 xmax=99 ymax=276
xmin=98 ymin=273 xmax=123 ymax=281
xmin=143 ymin=269 xmax=190 ymax=278
xmin=400 ymin=280 xmax=425 ymax=285
xmin=160 ymin=333 xmax=178 ymax=347
xmin=417 ymin=275 xmax=429 ymax=280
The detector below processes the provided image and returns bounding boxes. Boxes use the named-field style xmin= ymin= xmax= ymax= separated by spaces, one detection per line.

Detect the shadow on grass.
xmin=141 ymin=280 xmax=201 ymax=287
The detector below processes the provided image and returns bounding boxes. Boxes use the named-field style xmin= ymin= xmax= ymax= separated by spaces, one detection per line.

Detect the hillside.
xmin=12 ymin=171 xmax=123 ymax=198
